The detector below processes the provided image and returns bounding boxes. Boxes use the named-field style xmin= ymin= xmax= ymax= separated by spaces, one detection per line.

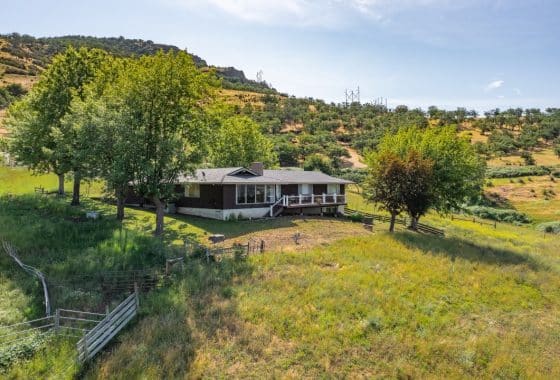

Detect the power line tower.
xmin=373 ymin=97 xmax=388 ymax=108
xmin=344 ymin=86 xmax=360 ymax=106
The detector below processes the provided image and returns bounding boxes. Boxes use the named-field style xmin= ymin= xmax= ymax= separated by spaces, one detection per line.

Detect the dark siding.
xmin=313 ymin=184 xmax=327 ymax=195
xmin=281 ymin=184 xmax=298 ymax=196
xmin=175 ymin=184 xmax=223 ymax=209
xmin=340 ymin=184 xmax=345 ymax=194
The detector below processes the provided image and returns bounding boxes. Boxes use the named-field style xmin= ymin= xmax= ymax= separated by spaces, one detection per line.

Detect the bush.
xmin=486 ymin=166 xmax=552 ymax=178
xmin=464 ymin=206 xmax=531 ymax=224
xmin=521 ymin=151 xmax=536 ymax=165
xmin=536 ymin=221 xmax=560 ymax=234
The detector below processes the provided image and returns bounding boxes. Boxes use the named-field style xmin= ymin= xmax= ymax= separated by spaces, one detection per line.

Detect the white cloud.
xmin=513 ymin=88 xmax=522 ymax=96
xmin=485 ymin=80 xmax=504 ymax=92
xmin=168 ymin=0 xmax=471 ymax=28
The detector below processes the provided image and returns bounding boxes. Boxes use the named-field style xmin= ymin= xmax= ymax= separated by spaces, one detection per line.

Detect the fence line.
xmin=2 ymin=240 xmax=51 ymax=316
xmin=344 ymin=207 xmax=445 ymax=236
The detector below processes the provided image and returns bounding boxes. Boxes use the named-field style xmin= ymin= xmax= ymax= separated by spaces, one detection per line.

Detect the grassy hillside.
xmin=1 ymin=165 xmax=560 ymax=378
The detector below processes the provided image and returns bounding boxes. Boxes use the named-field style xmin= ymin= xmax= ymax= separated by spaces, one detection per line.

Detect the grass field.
xmin=486 ymin=175 xmax=560 ymax=223
xmin=1 ymin=165 xmax=560 ymax=378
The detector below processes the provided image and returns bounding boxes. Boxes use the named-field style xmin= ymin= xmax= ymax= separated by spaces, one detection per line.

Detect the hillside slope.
xmin=0 ymin=33 xmax=273 ymax=93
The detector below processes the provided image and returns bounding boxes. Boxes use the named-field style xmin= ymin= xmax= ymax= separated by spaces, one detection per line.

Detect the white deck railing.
xmin=282 ymin=194 xmax=346 ymax=207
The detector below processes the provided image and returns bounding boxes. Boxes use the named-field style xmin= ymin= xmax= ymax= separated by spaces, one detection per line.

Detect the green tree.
xmin=211 ymin=116 xmax=277 ymax=168
xmin=372 ymin=126 xmax=485 ymax=224
xmin=108 ymin=51 xmax=217 ymax=235
xmin=400 ymin=151 xmax=435 ymax=230
xmin=7 ymin=46 xmax=107 ymax=201
xmin=303 ymin=153 xmax=333 ymax=174
xmin=363 ymin=152 xmax=408 ymax=232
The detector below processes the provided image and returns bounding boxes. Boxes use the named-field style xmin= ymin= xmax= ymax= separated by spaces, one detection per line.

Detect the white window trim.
xmin=236 ymin=184 xmax=275 ymax=205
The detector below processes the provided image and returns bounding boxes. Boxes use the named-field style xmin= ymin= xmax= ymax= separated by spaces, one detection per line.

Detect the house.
xmin=170 ymin=162 xmax=353 ymax=220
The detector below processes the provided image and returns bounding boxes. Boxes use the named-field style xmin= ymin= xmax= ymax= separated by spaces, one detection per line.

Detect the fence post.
xmin=165 ymin=260 xmax=170 ymax=277
xmin=134 ymin=282 xmax=140 ymax=309
xmin=55 ymin=308 xmax=60 ymax=333
xmin=494 ymin=221 xmax=497 ymax=229
xmin=260 ymin=239 xmax=265 ymax=253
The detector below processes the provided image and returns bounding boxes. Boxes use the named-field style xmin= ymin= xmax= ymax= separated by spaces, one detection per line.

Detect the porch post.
xmin=299 ymin=194 xmax=302 ymax=204
xmin=323 ymin=193 xmax=326 ymax=203
xmin=311 ymin=194 xmax=314 ymax=204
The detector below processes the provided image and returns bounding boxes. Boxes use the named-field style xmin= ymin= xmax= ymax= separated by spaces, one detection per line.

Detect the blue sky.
xmin=2 ymin=0 xmax=559 ymax=110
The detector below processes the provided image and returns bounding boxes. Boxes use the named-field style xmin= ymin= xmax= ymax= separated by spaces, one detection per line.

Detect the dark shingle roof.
xmin=177 ymin=167 xmax=353 ymax=185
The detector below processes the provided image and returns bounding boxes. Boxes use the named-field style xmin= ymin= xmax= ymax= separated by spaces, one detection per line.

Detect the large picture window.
xmin=237 ymin=184 xmax=274 ymax=204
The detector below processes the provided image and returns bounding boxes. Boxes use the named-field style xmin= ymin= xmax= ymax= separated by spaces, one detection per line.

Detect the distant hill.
xmin=0 ymin=33 xmax=275 ymax=93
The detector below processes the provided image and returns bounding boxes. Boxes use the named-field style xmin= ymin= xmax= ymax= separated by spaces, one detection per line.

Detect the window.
xmin=267 ymin=186 xmax=275 ymax=203
xmin=185 ymin=183 xmax=200 ymax=198
xmin=298 ymin=184 xmax=313 ymax=195
xmin=237 ymin=185 xmax=246 ymax=204
xmin=256 ymin=185 xmax=266 ymax=203
xmin=246 ymin=185 xmax=256 ymax=203
xmin=327 ymin=184 xmax=339 ymax=194
xmin=236 ymin=184 xmax=275 ymax=204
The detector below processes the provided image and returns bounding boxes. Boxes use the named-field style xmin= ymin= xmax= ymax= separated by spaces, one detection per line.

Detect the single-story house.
xmin=128 ymin=162 xmax=353 ymax=220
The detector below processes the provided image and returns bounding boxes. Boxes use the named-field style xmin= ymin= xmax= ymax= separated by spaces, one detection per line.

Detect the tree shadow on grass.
xmin=392 ymin=231 xmax=544 ymax=271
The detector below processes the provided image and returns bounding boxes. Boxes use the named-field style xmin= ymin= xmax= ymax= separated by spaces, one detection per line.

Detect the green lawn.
xmin=1 ymin=165 xmax=560 ymax=378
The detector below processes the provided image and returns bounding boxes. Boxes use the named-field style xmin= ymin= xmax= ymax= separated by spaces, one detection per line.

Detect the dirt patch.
xmin=280 ymin=122 xmax=304 ymax=134
xmin=340 ymin=144 xmax=367 ymax=169
xmin=226 ymin=217 xmax=371 ymax=252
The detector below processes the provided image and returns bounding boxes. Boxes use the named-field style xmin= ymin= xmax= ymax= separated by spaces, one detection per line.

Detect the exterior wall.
xmin=313 ymin=184 xmax=327 ymax=195
xmin=176 ymin=206 xmax=270 ymax=220
xmin=281 ymin=206 xmax=341 ymax=216
xmin=340 ymin=184 xmax=346 ymax=194
xmin=175 ymin=184 xmax=223 ymax=209
xmin=280 ymin=184 xmax=299 ymax=196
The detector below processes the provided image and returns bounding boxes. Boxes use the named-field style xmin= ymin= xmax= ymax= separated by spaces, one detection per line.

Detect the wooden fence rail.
xmin=344 ymin=207 xmax=444 ymax=237
xmin=77 ymin=289 xmax=139 ymax=363
xmin=2 ymin=240 xmax=51 ymax=316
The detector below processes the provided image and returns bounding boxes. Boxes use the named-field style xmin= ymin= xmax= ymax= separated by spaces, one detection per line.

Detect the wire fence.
xmin=2 ymin=240 xmax=51 ymax=316
xmin=344 ymin=207 xmax=445 ymax=236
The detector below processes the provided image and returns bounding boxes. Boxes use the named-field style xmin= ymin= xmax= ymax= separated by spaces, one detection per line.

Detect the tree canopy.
xmin=210 ymin=115 xmax=277 ymax=168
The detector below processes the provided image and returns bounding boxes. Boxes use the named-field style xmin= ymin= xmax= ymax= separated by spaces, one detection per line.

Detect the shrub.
xmin=536 ymin=221 xmax=560 ymax=234
xmin=464 ymin=206 xmax=531 ymax=224
xmin=486 ymin=166 xmax=552 ymax=178
xmin=521 ymin=151 xmax=536 ymax=165
xmin=348 ymin=212 xmax=363 ymax=223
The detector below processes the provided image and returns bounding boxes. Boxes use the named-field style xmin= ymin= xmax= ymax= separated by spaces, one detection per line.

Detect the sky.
xmin=2 ymin=0 xmax=559 ymax=111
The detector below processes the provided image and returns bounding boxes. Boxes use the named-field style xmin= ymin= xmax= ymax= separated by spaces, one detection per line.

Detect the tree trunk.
xmin=389 ymin=211 xmax=396 ymax=233
xmin=409 ymin=215 xmax=419 ymax=231
xmin=57 ymin=173 xmax=65 ymax=196
xmin=153 ymin=197 xmax=165 ymax=236
xmin=116 ymin=192 xmax=125 ymax=221
xmin=71 ymin=172 xmax=81 ymax=206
